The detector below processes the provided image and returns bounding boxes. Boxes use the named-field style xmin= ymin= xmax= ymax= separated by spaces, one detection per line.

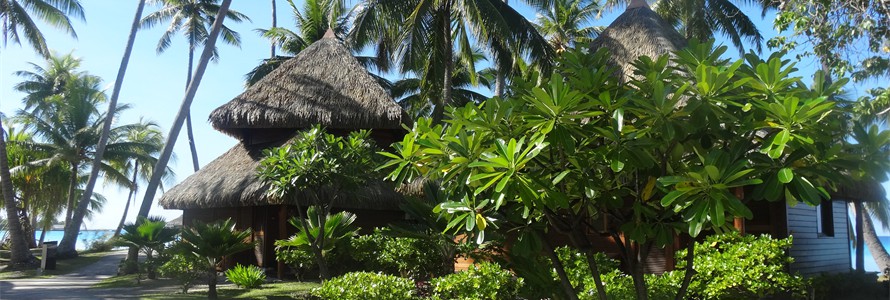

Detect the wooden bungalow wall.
xmin=786 ymin=200 xmax=850 ymax=275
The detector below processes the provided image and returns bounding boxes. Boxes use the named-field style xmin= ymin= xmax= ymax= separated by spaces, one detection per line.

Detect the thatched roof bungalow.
xmin=159 ymin=31 xmax=409 ymax=276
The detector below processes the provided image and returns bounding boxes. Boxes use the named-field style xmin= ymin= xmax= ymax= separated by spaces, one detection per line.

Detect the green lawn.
xmin=94 ymin=275 xmax=320 ymax=299
xmin=0 ymin=251 xmax=112 ymax=279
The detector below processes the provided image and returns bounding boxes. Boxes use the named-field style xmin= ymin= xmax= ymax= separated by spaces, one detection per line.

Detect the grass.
xmin=0 ymin=250 xmax=113 ymax=279
xmin=139 ymin=281 xmax=321 ymax=299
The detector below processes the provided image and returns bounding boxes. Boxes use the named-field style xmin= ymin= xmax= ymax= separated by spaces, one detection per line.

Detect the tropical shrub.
xmin=351 ymin=228 xmax=446 ymax=279
xmin=676 ymin=232 xmax=808 ymax=299
xmin=113 ymin=216 xmax=178 ymax=281
xmin=225 ymin=263 xmax=266 ymax=289
xmin=811 ymin=271 xmax=887 ymax=300
xmin=274 ymin=208 xmax=358 ymax=279
xmin=313 ymin=271 xmax=415 ymax=300
xmin=86 ymin=234 xmax=115 ymax=252
xmin=158 ymin=251 xmax=205 ymax=294
xmin=431 ymin=262 xmax=522 ymax=300
xmin=179 ymin=218 xmax=254 ymax=300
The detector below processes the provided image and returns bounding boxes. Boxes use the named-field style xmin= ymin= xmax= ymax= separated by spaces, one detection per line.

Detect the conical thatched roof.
xmin=589 ymin=0 xmax=686 ymax=82
xmin=158 ymin=137 xmax=403 ymax=210
xmin=209 ymin=32 xmax=405 ymax=140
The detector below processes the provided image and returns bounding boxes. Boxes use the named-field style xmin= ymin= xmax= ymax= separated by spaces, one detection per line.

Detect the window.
xmin=816 ymin=202 xmax=835 ymax=237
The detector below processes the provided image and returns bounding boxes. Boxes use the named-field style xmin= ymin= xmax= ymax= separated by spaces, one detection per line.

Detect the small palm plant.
xmin=274 ymin=206 xmax=358 ymax=279
xmin=114 ymin=216 xmax=179 ymax=281
xmin=179 ymin=218 xmax=253 ymax=300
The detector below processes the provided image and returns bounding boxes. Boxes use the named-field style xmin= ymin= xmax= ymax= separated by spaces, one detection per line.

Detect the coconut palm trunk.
xmin=1 ymin=122 xmax=36 ymax=269
xmin=57 ymin=0 xmax=148 ymax=258
xmin=137 ymin=0 xmax=233 ymax=220
xmin=271 ymin=0 xmax=277 ymax=58
xmin=854 ymin=200 xmax=866 ymax=271
xmin=114 ymin=163 xmax=139 ymax=238
xmin=186 ymin=34 xmax=200 ymax=172
xmin=431 ymin=5 xmax=454 ymax=124
xmin=863 ymin=210 xmax=890 ymax=273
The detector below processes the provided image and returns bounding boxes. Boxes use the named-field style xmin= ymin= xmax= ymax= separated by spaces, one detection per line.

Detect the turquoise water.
xmin=27 ymin=230 xmax=113 ymax=250
xmin=852 ymin=236 xmax=890 ymax=272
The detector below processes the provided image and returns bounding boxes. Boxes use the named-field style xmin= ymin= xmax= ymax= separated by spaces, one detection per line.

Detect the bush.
xmin=431 ymin=262 xmax=523 ymax=300
xmin=159 ymin=252 xmax=205 ymax=293
xmin=811 ymin=272 xmax=887 ymax=300
xmin=276 ymin=246 xmax=317 ymax=280
xmin=313 ymin=271 xmax=415 ymax=300
xmin=225 ymin=263 xmax=266 ymax=289
xmin=675 ymin=232 xmax=808 ymax=299
xmin=351 ymin=228 xmax=448 ymax=279
xmin=86 ymin=234 xmax=115 ymax=252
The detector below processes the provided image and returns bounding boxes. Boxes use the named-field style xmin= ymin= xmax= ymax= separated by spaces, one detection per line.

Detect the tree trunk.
xmin=114 ymin=163 xmax=139 ymax=238
xmin=862 ymin=211 xmax=890 ymax=273
xmin=21 ymin=191 xmax=37 ymax=248
xmin=64 ymin=163 xmax=78 ymax=224
xmin=270 ymin=0 xmax=277 ymax=58
xmin=137 ymin=0 xmax=232 ymax=219
xmin=57 ymin=0 xmax=148 ymax=258
xmin=628 ymin=242 xmax=649 ymax=300
xmin=1 ymin=122 xmax=37 ymax=269
xmin=674 ymin=238 xmax=696 ymax=300
xmin=38 ymin=222 xmax=48 ymax=245
xmin=569 ymin=227 xmax=608 ymax=300
xmin=431 ymin=4 xmax=453 ymax=124
xmin=494 ymin=69 xmax=505 ymax=98
xmin=854 ymin=200 xmax=866 ymax=272
xmin=541 ymin=233 xmax=580 ymax=300
xmin=186 ymin=45 xmax=200 ymax=172
xmin=208 ymin=264 xmax=219 ymax=300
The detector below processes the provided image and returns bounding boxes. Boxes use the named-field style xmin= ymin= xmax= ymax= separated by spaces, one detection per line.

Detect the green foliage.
xmin=275 ymin=245 xmax=317 ymax=280
xmin=274 ymin=207 xmax=358 ymax=279
xmin=811 ymin=272 xmax=888 ymax=300
xmin=225 ymin=263 xmax=266 ymax=289
xmin=351 ymin=228 xmax=448 ymax=280
xmin=158 ymin=251 xmax=204 ymax=294
xmin=179 ymin=218 xmax=254 ymax=299
xmin=113 ymin=216 xmax=178 ymax=280
xmin=430 ymin=262 xmax=522 ymax=300
xmin=674 ymin=232 xmax=808 ymax=299
xmin=86 ymin=234 xmax=114 ymax=253
xmin=313 ymin=272 xmax=416 ymax=300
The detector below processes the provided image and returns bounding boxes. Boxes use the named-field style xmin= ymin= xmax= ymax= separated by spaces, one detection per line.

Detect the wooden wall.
xmin=786 ymin=200 xmax=851 ymax=276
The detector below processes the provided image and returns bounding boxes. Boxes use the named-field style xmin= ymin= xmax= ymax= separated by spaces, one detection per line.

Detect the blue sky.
xmin=0 ymin=1 xmax=886 ymax=231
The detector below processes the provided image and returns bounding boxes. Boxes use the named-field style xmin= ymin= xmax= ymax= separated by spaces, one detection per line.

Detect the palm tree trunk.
xmin=114 ymin=163 xmax=139 ymax=238
xmin=208 ymin=264 xmax=219 ymax=300
xmin=862 ymin=211 xmax=890 ymax=273
xmin=186 ymin=45 xmax=200 ymax=172
xmin=64 ymin=163 xmax=78 ymax=224
xmin=271 ymin=0 xmax=277 ymax=58
xmin=432 ymin=4 xmax=454 ymax=124
xmin=57 ymin=0 xmax=148 ymax=258
xmin=137 ymin=0 xmax=233 ymax=219
xmin=854 ymin=200 xmax=866 ymax=272
xmin=0 ymin=122 xmax=36 ymax=269
xmin=38 ymin=222 xmax=49 ymax=245
xmin=494 ymin=70 xmax=506 ymax=98
xmin=21 ymin=190 xmax=37 ymax=248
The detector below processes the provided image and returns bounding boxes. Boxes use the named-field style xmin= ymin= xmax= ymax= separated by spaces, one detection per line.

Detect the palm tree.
xmin=113 ymin=121 xmax=175 ymax=238
xmin=136 ymin=0 xmax=233 ymax=225
xmin=534 ymin=0 xmax=603 ymax=54
xmin=115 ymin=216 xmax=178 ymax=281
xmin=245 ymin=0 xmax=350 ymax=86
xmin=13 ymin=52 xmax=85 ymax=113
xmin=652 ymin=0 xmax=764 ymax=54
xmin=392 ymin=49 xmax=493 ymax=119
xmin=71 ymin=0 xmax=148 ymax=260
xmin=0 ymin=121 xmax=37 ymax=269
xmin=0 ymin=0 xmax=84 ymax=57
xmin=140 ymin=0 xmax=249 ymax=172
xmin=179 ymin=218 xmax=253 ymax=300
xmin=350 ymin=0 xmax=553 ymax=123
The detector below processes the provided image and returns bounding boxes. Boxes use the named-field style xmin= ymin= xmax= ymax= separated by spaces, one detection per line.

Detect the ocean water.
xmin=0 ymin=230 xmax=114 ymax=250
xmin=852 ymin=236 xmax=890 ymax=272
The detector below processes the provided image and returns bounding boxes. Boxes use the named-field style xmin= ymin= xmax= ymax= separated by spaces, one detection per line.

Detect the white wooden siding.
xmin=786 ymin=200 xmax=850 ymax=276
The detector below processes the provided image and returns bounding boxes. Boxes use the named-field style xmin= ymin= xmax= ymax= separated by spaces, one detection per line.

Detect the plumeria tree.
xmin=380 ymin=41 xmax=868 ymax=300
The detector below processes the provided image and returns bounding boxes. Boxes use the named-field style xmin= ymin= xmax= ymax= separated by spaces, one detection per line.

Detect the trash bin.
xmin=42 ymin=241 xmax=58 ymax=270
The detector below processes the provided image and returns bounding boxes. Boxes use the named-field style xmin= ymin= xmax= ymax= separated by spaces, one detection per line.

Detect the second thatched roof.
xmin=209 ymin=31 xmax=405 ymax=140
xmin=589 ymin=0 xmax=686 ymax=82
xmin=158 ymin=137 xmax=404 ymax=211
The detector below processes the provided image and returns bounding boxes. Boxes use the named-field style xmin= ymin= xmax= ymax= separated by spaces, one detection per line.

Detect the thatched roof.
xmin=158 ymin=137 xmax=404 ymax=210
xmin=209 ymin=30 xmax=405 ymax=140
xmin=588 ymin=0 xmax=686 ymax=82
